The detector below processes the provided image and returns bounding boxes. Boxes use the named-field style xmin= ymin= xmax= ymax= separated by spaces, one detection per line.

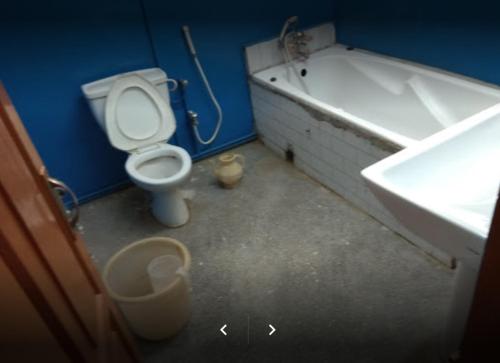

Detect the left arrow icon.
xmin=220 ymin=324 xmax=228 ymax=336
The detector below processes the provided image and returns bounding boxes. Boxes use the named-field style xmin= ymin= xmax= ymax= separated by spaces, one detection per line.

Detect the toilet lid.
xmin=104 ymin=74 xmax=176 ymax=152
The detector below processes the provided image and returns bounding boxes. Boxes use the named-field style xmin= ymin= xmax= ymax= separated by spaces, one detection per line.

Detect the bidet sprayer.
xmin=181 ymin=24 xmax=223 ymax=145
xmin=182 ymin=26 xmax=197 ymax=56
xmin=279 ymin=16 xmax=299 ymax=47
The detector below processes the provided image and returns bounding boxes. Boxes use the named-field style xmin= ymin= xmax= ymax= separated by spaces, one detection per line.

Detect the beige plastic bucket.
xmin=102 ymin=237 xmax=191 ymax=340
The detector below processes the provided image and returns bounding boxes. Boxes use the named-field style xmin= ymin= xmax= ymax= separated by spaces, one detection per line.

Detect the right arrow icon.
xmin=268 ymin=324 xmax=276 ymax=336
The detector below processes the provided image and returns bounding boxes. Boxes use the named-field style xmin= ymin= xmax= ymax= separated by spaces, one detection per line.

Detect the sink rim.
xmin=362 ymin=102 xmax=500 ymax=240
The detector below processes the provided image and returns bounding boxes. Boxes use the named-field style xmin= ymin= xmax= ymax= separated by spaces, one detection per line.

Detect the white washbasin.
xmin=362 ymin=107 xmax=500 ymax=358
xmin=362 ymin=103 xmax=500 ymax=269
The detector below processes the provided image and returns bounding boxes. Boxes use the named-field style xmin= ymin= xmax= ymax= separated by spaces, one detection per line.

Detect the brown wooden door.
xmin=460 ymin=187 xmax=500 ymax=361
xmin=0 ymin=83 xmax=141 ymax=363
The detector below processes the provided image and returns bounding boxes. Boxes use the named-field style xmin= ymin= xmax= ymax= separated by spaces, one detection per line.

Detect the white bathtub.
xmin=252 ymin=45 xmax=500 ymax=148
xmin=248 ymin=43 xmax=500 ymax=265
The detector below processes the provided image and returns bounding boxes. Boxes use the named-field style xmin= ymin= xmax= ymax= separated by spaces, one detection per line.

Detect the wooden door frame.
xmin=0 ymin=82 xmax=141 ymax=362
xmin=460 ymin=187 xmax=500 ymax=361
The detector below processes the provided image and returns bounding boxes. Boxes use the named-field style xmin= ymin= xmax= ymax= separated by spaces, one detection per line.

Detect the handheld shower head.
xmin=181 ymin=24 xmax=224 ymax=145
xmin=182 ymin=25 xmax=197 ymax=56
xmin=279 ymin=16 xmax=299 ymax=45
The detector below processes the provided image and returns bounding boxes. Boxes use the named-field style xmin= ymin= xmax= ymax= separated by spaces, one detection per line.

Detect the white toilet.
xmin=82 ymin=68 xmax=192 ymax=227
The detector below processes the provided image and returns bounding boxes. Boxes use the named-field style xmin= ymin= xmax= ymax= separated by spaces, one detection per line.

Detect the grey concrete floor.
xmin=80 ymin=141 xmax=454 ymax=363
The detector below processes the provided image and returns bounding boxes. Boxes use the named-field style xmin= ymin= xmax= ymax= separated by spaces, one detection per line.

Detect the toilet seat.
xmin=104 ymin=74 xmax=176 ymax=152
xmin=106 ymin=74 xmax=191 ymax=189
xmin=125 ymin=144 xmax=191 ymax=187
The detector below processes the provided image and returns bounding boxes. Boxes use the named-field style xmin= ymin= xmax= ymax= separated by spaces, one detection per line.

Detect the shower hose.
xmin=182 ymin=25 xmax=223 ymax=145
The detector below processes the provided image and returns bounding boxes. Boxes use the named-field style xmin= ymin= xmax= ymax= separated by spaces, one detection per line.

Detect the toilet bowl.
xmin=82 ymin=68 xmax=192 ymax=226
xmin=126 ymin=144 xmax=191 ymax=226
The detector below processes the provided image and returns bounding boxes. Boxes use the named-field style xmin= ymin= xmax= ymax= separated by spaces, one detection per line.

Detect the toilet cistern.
xmin=81 ymin=68 xmax=192 ymax=227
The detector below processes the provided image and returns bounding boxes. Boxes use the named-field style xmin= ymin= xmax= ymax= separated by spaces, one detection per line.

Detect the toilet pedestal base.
xmin=151 ymin=188 xmax=189 ymax=227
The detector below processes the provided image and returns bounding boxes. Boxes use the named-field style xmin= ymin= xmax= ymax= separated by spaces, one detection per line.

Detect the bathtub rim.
xmin=332 ymin=44 xmax=500 ymax=96
xmin=251 ymin=43 xmax=500 ymax=95
xmin=250 ymin=44 xmax=500 ymax=150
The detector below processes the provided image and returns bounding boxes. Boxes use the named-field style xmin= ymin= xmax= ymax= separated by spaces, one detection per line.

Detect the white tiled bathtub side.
xmin=250 ymin=82 xmax=454 ymax=267
xmin=245 ymin=23 xmax=336 ymax=74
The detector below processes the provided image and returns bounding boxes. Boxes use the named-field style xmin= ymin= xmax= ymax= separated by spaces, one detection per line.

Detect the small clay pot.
xmin=213 ymin=153 xmax=245 ymax=189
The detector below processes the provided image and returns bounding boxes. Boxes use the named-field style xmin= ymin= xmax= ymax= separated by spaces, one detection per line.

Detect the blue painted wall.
xmin=334 ymin=0 xmax=500 ymax=85
xmin=0 ymin=1 xmax=157 ymax=201
xmin=141 ymin=0 xmax=335 ymax=155
xmin=0 ymin=0 xmax=333 ymax=202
